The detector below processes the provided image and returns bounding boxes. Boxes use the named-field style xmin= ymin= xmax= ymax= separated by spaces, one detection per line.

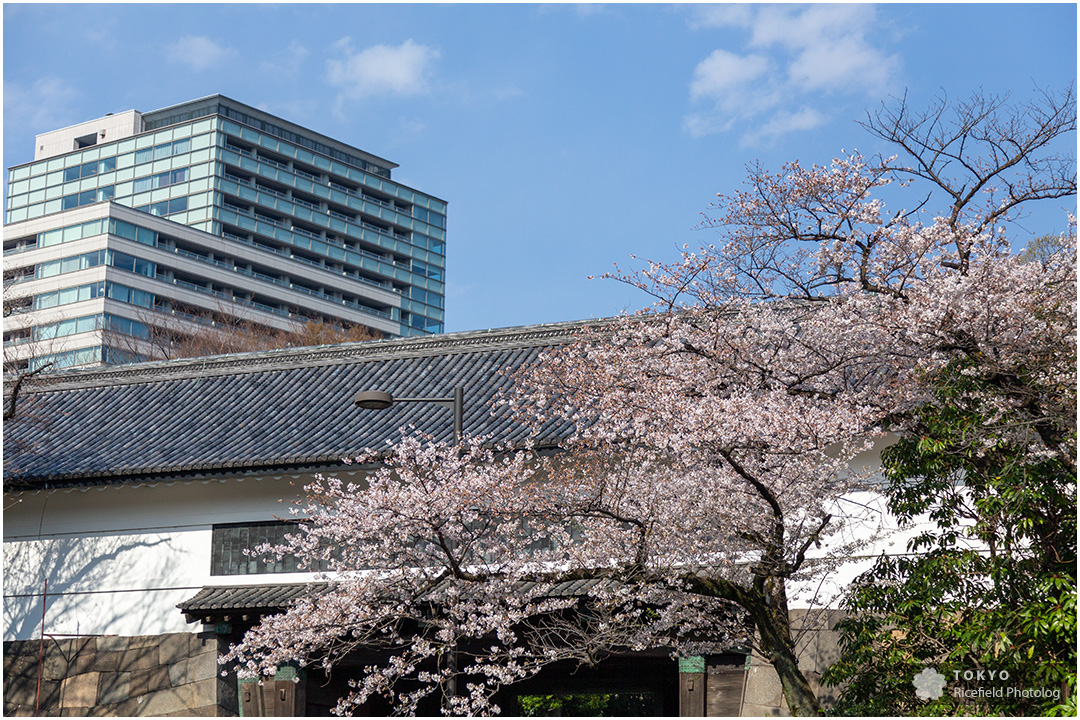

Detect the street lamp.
xmin=353 ymin=384 xmax=467 ymax=705
xmin=353 ymin=386 xmax=464 ymax=443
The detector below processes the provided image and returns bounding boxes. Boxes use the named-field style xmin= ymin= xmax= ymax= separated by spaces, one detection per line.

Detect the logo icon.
xmin=913 ymin=667 xmax=947 ymax=700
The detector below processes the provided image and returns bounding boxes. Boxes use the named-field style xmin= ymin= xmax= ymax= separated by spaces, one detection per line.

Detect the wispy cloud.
xmin=165 ymin=35 xmax=236 ymax=73
xmin=261 ymin=40 xmax=310 ymax=78
xmin=742 ymin=107 xmax=827 ymax=146
xmin=689 ymin=49 xmax=770 ymax=101
xmin=684 ymin=4 xmax=901 ymax=144
xmin=4 ymin=77 xmax=81 ymax=136
xmin=326 ymin=38 xmax=440 ymax=101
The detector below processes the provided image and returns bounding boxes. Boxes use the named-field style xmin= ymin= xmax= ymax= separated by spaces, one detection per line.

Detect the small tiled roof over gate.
xmin=5 ymin=321 xmax=590 ymax=490
xmin=178 ymin=577 xmax=625 ymax=622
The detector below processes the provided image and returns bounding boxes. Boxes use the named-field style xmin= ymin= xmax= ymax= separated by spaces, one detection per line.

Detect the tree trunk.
xmin=749 ymin=580 xmax=822 ymax=717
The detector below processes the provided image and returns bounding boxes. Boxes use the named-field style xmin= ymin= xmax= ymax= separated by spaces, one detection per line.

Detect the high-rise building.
xmin=3 ymin=94 xmax=446 ymax=372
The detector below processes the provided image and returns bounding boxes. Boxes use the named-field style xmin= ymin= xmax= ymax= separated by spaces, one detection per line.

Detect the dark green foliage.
xmin=517 ymin=691 xmax=655 ymax=716
xmin=825 ymin=359 xmax=1077 ymax=716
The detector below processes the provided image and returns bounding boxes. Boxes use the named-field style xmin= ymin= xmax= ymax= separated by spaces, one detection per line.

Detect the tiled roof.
xmin=178 ymin=577 xmax=624 ymax=620
xmin=5 ymin=320 xmax=593 ymax=490
xmin=178 ymin=583 xmax=330 ymax=620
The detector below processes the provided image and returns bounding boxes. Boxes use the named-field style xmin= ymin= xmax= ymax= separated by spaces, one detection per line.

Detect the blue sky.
xmin=4 ymin=3 xmax=1076 ymax=333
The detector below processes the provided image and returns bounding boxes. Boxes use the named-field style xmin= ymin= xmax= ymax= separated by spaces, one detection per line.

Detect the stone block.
xmin=61 ymin=707 xmax=92 ymax=716
xmin=93 ymin=651 xmax=123 ymax=672
xmin=138 ymin=686 xmax=193 ymax=716
xmin=41 ymin=648 xmax=70 ymax=681
xmin=60 ymin=672 xmax=100 ymax=708
xmin=164 ymin=705 xmax=219 ymax=717
xmin=3 ymin=668 xmax=40 ymax=706
xmin=119 ymin=645 xmax=158 ymax=672
xmin=168 ymin=658 xmax=189 ymax=687
xmin=3 ymin=640 xmax=34 ymax=660
xmin=189 ymin=678 xmax=219 ymax=708
xmin=742 ymin=665 xmax=783 ymax=709
xmin=36 ymin=679 xmax=62 ymax=713
xmin=134 ymin=666 xmax=172 ymax=693
xmin=67 ymin=645 xmax=97 ymax=677
xmin=158 ymin=634 xmax=192 ymax=666
xmin=4 ymin=644 xmax=38 ymax=677
xmin=740 ymin=702 xmax=783 ymax=717
xmin=189 ymin=649 xmax=222 ymax=682
xmin=96 ymin=637 xmax=130 ymax=653
xmin=71 ymin=637 xmax=97 ymax=655
xmin=129 ymin=670 xmax=149 ymax=698
xmin=107 ymin=696 xmax=145 ymax=716
xmin=123 ymin=635 xmax=163 ymax=650
xmin=98 ymin=671 xmax=131 ymax=705
xmin=191 ymin=635 xmax=216 ymax=655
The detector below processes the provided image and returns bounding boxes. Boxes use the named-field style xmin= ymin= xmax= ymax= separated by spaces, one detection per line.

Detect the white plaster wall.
xmin=787 ymin=434 xmax=947 ymax=609
xmin=2 ymin=436 xmax=938 ymax=641
xmin=3 ymin=470 xmax=366 ymax=641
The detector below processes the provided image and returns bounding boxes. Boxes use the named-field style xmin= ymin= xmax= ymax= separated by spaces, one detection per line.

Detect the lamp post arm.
xmin=393 ymin=387 xmax=464 ymax=444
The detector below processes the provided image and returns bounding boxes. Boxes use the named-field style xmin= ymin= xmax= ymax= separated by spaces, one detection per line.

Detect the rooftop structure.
xmin=4 ymin=95 xmax=447 ymax=372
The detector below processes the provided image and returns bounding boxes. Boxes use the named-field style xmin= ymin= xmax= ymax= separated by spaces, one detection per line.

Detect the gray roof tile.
xmin=6 ymin=321 xmax=593 ymax=490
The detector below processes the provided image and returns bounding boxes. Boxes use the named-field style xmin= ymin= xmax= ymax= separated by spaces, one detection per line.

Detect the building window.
xmin=135 ymin=195 xmax=188 ymax=217
xmin=30 ymin=345 xmax=105 ymax=371
xmin=60 ymin=186 xmax=115 ymax=211
xmin=134 ymin=138 xmax=191 ymax=165
xmin=211 ymin=521 xmax=331 ymax=576
xmin=64 ymin=157 xmax=117 ymax=182
xmin=133 ymin=167 xmax=188 ymax=193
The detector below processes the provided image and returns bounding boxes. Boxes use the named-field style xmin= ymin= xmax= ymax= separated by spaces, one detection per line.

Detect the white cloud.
xmin=789 ymin=35 xmax=898 ymax=94
xmin=326 ymin=38 xmax=440 ymax=100
xmin=165 ymin=36 xmax=235 ymax=73
xmin=689 ymin=50 xmax=769 ymax=101
xmin=750 ymin=5 xmax=898 ymax=94
xmin=684 ymin=4 xmax=901 ymax=143
xmin=742 ymin=107 xmax=827 ymax=146
xmin=748 ymin=4 xmax=875 ymax=50
xmin=688 ymin=4 xmax=754 ymax=30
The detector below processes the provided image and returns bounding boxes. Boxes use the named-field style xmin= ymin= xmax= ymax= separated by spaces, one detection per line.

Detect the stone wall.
xmin=3 ymin=632 xmax=237 ymax=717
xmin=740 ymin=609 xmax=845 ymax=717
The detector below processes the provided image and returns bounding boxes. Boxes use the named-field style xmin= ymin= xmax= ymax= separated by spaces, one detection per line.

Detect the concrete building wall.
xmin=34 ymin=110 xmax=143 ymax=161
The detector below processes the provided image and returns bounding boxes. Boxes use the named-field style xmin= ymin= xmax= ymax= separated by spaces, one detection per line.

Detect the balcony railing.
xmin=3 ymin=244 xmax=38 ymax=256
xmin=257 ymin=155 xmax=289 ymax=171
xmin=156 ymin=245 xmax=396 ymax=320
xmin=223 ymin=203 xmax=251 ymax=216
xmin=291 ymin=226 xmax=321 ymax=241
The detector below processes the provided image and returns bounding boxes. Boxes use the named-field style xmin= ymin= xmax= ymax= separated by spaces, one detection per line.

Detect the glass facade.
xmin=5 ymin=96 xmax=447 ymax=347
xmin=7 ymin=118 xmax=217 ymax=232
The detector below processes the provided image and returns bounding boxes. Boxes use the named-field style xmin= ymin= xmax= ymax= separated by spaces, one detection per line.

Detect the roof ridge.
xmin=23 ymin=318 xmax=602 ymax=393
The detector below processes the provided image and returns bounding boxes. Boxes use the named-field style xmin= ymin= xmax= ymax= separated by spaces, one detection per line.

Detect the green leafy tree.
xmin=825 ymin=349 xmax=1077 ymax=715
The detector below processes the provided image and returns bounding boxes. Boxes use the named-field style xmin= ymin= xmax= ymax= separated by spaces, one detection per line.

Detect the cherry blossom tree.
xmin=224 ymin=88 xmax=1075 ymax=716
